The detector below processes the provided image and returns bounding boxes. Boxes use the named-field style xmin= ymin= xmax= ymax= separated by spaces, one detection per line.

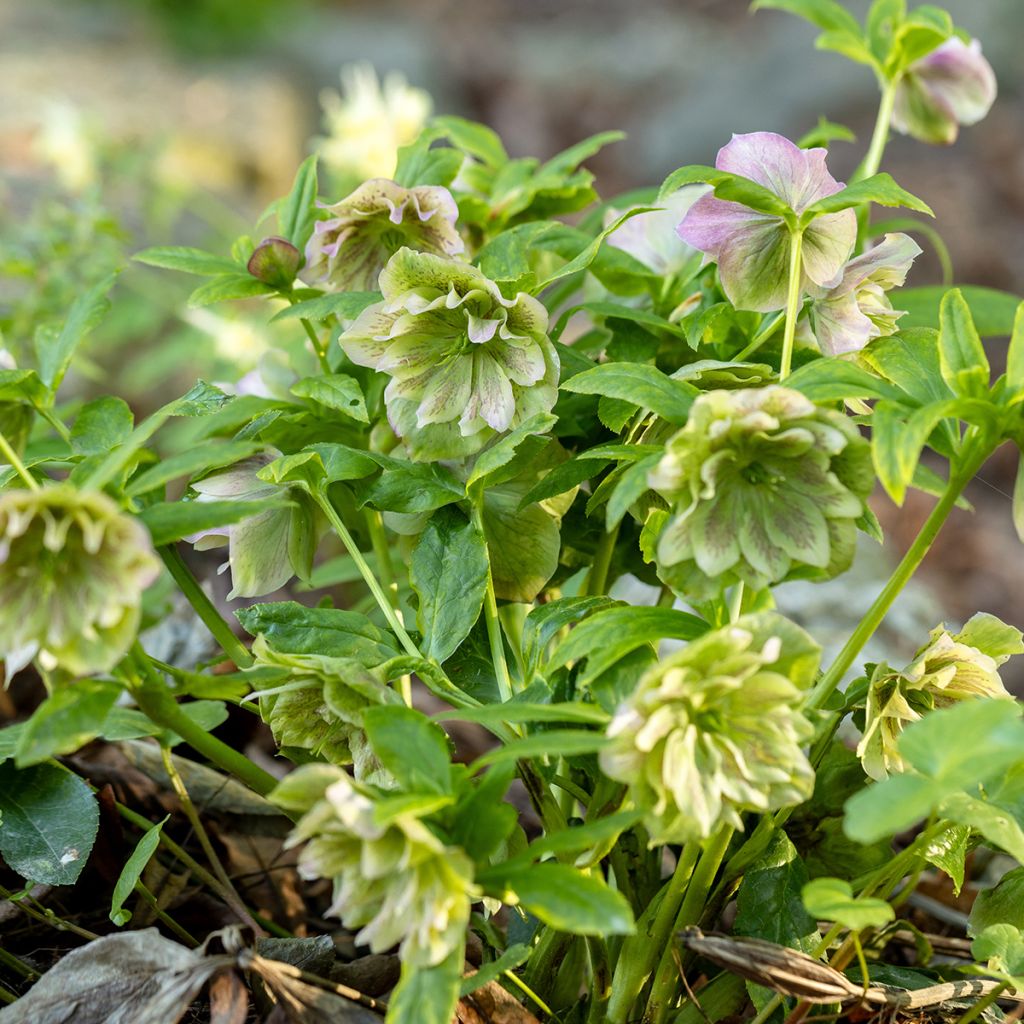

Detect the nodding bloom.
xmin=339 ymin=247 xmax=559 ymax=461
xmin=605 ymin=186 xmax=706 ymax=277
xmin=649 ymin=386 xmax=873 ymax=599
xmin=857 ymin=613 xmax=1023 ymax=781
xmin=800 ymin=232 xmax=922 ymax=356
xmin=0 ymin=486 xmax=159 ymax=676
xmin=304 ymin=179 xmax=464 ymax=293
xmin=893 ymin=37 xmax=997 ymax=146
xmin=272 ymin=765 xmax=478 ymax=967
xmin=678 ymin=132 xmax=857 ymax=312
xmin=600 ymin=614 xmax=818 ymax=844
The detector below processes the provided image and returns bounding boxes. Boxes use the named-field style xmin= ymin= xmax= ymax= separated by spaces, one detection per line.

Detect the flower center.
xmin=739 ymin=461 xmax=781 ymax=487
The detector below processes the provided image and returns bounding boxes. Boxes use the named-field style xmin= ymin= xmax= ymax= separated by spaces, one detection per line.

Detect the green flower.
xmin=339 ymin=248 xmax=559 ymax=461
xmin=272 ymin=765 xmax=478 ymax=967
xmin=649 ymin=386 xmax=872 ymax=598
xmin=600 ymin=614 xmax=818 ymax=844
xmin=857 ymin=613 xmax=1023 ymax=781
xmin=0 ymin=486 xmax=159 ymax=676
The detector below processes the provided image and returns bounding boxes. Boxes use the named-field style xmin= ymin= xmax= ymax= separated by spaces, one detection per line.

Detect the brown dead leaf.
xmin=456 ymin=976 xmax=541 ymax=1024
xmin=209 ymin=969 xmax=249 ymax=1024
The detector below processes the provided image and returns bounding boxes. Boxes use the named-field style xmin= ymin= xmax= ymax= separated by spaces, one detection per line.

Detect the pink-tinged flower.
xmin=304 ymin=179 xmax=464 ymax=293
xmin=893 ymin=37 xmax=997 ymax=146
xmin=800 ymin=233 xmax=922 ymax=356
xmin=678 ymin=132 xmax=857 ymax=313
xmin=604 ymin=186 xmax=706 ymax=277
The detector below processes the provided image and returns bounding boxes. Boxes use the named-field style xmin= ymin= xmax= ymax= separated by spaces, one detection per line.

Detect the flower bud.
xmin=247 ymin=236 xmax=302 ymax=289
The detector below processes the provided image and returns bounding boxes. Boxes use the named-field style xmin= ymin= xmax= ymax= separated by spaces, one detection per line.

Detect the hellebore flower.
xmin=605 ymin=186 xmax=706 ymax=277
xmin=304 ymin=179 xmax=464 ymax=293
xmin=188 ymin=453 xmax=317 ymax=599
xmin=272 ymin=765 xmax=478 ymax=967
xmin=600 ymin=613 xmax=818 ymax=844
xmin=678 ymin=132 xmax=857 ymax=312
xmin=893 ymin=37 xmax=997 ymax=146
xmin=0 ymin=486 xmax=159 ymax=676
xmin=339 ymin=247 xmax=559 ymax=461
xmin=857 ymin=613 xmax=1023 ymax=781
xmin=801 ymin=232 xmax=922 ymax=355
xmin=649 ymin=386 xmax=873 ymax=598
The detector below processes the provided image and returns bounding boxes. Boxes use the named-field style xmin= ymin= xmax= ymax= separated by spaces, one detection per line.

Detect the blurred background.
xmin=1 ymin=0 xmax=1022 ymax=679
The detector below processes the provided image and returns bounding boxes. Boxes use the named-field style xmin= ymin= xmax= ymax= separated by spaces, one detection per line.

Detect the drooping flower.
xmin=316 ymin=63 xmax=432 ymax=182
xmin=0 ymin=486 xmax=159 ymax=676
xmin=649 ymin=386 xmax=872 ymax=598
xmin=600 ymin=613 xmax=818 ymax=844
xmin=678 ymin=132 xmax=857 ymax=312
xmin=188 ymin=453 xmax=317 ymax=599
xmin=304 ymin=179 xmax=464 ymax=293
xmin=272 ymin=765 xmax=478 ymax=967
xmin=339 ymin=248 xmax=559 ymax=461
xmin=800 ymin=232 xmax=922 ymax=356
xmin=604 ymin=186 xmax=706 ymax=277
xmin=893 ymin=37 xmax=997 ymax=146
xmin=857 ymin=613 xmax=1023 ymax=781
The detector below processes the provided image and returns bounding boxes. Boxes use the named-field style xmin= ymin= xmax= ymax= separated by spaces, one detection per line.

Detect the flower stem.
xmin=472 ymin=499 xmax=514 ymax=703
xmin=735 ymin=311 xmax=785 ymax=362
xmin=158 ymin=544 xmax=254 ymax=668
xmin=134 ymin=881 xmax=200 ymax=947
xmin=0 ymin=430 xmax=39 ymax=491
xmin=586 ymin=523 xmax=620 ymax=597
xmin=779 ymin=228 xmax=805 ymax=380
xmin=0 ymin=883 xmax=99 ymax=942
xmin=855 ymin=79 xmax=898 ymax=183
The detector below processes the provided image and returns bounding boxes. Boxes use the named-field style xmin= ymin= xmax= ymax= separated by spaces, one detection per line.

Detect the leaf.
xmin=896 ymin=285 xmax=1023 ymax=337
xmin=521 ymin=596 xmax=619 ymax=678
xmin=138 ymin=497 xmax=293 ymax=546
xmin=70 ymin=397 xmax=134 ymax=456
xmin=466 ymin=413 xmax=558 ymax=492
xmin=364 ymin=706 xmax=455 ymax=795
xmin=969 ymin=867 xmax=1024 ymax=936
xmin=750 ymin=0 xmax=863 ymax=36
xmin=843 ymin=772 xmax=945 ymax=844
xmin=13 ymin=679 xmax=122 ymax=766
xmin=656 ymin=165 xmax=792 ymax=216
xmin=801 ymin=173 xmax=933 ymax=220
xmin=277 ymin=154 xmax=319 ymax=249
xmin=785 ymin=358 xmax=907 ymax=403
xmin=437 ymin=702 xmax=610 ymax=727
xmin=271 ymin=291 xmax=381 ymax=323
xmin=186 ymin=274 xmax=276 ymax=308
xmin=290 ymin=374 xmax=368 ymax=423
xmin=36 ymin=273 xmax=116 ymax=390
xmin=560 ymin=363 xmax=694 ymax=425
xmin=801 ymin=877 xmax=895 ymax=930
xmin=0 ymin=368 xmax=47 ymax=406
xmin=470 ymin=730 xmax=609 ymax=770
xmin=938 ymin=288 xmax=990 ymax=398
xmin=500 ymin=810 xmax=643 ymax=870
xmin=1006 ymin=302 xmax=1024 ymax=397
xmin=133 ymin=246 xmax=241 ymax=277
xmin=126 ymin=440 xmax=263 ymax=498
xmin=942 ymin=793 xmax=1024 ymax=864
xmin=361 ymin=461 xmax=464 ymax=514
xmin=923 ymin=823 xmax=971 ymax=896
xmin=972 ymin=924 xmax=1024 ymax=983
xmin=431 ymin=115 xmax=508 ymax=168
xmin=1014 ymin=453 xmax=1024 ymax=545
xmin=110 ymin=817 xmax=168 ymax=926
xmin=410 ymin=508 xmax=489 ymax=663
xmin=460 ymin=944 xmax=531 ymax=997
xmin=387 ymin=949 xmax=462 ymax=1024
xmin=0 ymin=761 xmax=99 ymax=885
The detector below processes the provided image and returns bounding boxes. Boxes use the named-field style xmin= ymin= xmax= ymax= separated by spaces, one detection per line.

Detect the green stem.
xmin=287 ymin=294 xmax=331 ymax=374
xmin=855 ymin=78 xmax=898 ymax=183
xmin=728 ymin=582 xmax=745 ymax=623
xmin=806 ymin=444 xmax=989 ymax=713
xmin=313 ymin=489 xmax=421 ymax=659
xmin=0 ymin=945 xmax=37 ymax=980
xmin=587 ymin=523 xmax=620 ymax=597
xmin=0 ymin=884 xmax=98 ymax=941
xmin=0 ymin=982 xmax=15 ymax=1005
xmin=471 ymin=499 xmax=514 ymax=702
xmin=134 ymin=881 xmax=200 ymax=947
xmin=35 ymin=403 xmax=72 ymax=443
xmin=954 ymin=981 xmax=1008 ymax=1024
xmin=0 ymin=430 xmax=39 ymax=491
xmin=735 ymin=311 xmax=785 ymax=362
xmin=158 ymin=545 xmax=253 ymax=668
xmin=779 ymin=228 xmax=805 ymax=380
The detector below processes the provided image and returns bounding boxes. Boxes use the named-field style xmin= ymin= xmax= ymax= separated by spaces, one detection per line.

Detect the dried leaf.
xmin=209 ymin=969 xmax=249 ymax=1024
xmin=456 ymin=976 xmax=542 ymax=1024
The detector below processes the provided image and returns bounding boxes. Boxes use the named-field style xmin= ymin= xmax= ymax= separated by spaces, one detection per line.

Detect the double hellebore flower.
xmin=304 ymin=179 xmax=464 ymax=293
xmin=678 ymin=132 xmax=856 ymax=312
xmin=340 ymin=248 xmax=559 ymax=461
xmin=600 ymin=614 xmax=817 ymax=844
xmin=0 ymin=486 xmax=159 ymax=676
xmin=857 ymin=613 xmax=1023 ymax=781
xmin=893 ymin=37 xmax=998 ymax=146
xmin=801 ymin=232 xmax=922 ymax=356
xmin=272 ymin=765 xmax=478 ymax=967
xmin=649 ymin=386 xmax=872 ymax=598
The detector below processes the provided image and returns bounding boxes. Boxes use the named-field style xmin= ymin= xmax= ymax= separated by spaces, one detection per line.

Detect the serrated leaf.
xmin=70 ymin=396 xmax=134 ymax=456
xmin=187 ymin=274 xmax=276 ymax=308
xmin=290 ymin=374 xmax=368 ymax=423
xmin=938 ymin=288 xmax=990 ymax=398
xmin=801 ymin=877 xmax=895 ymax=930
xmin=278 ymin=154 xmax=319 ymax=249
xmin=13 ymin=679 xmax=122 ymax=767
xmin=750 ymin=0 xmax=863 ymax=36
xmin=139 ymin=497 xmax=293 ymax=546
xmin=657 ymin=165 xmax=791 ymax=215
xmin=133 ymin=246 xmax=241 ymax=276
xmin=801 ymin=173 xmax=933 ymax=220
xmin=37 ymin=273 xmax=116 ymax=390
xmin=270 ymin=291 xmax=381 ymax=323
xmin=560 ymin=363 xmax=694 ymax=425
xmin=895 ymin=285 xmax=1023 ymax=337
xmin=363 ymin=705 xmax=453 ymax=795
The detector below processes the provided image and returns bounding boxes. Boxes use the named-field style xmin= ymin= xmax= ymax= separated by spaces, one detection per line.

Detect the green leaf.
xmin=843 ymin=772 xmax=945 ymax=844
xmin=387 ymin=948 xmax=462 ymax=1024
xmin=138 ymin=496 xmax=293 ymax=546
xmin=13 ymin=680 xmax=122 ymax=767
xmin=801 ymin=173 xmax=933 ymax=220
xmin=501 ymin=810 xmax=644 ymax=871
xmin=466 ymin=413 xmax=558 ymax=492
xmin=801 ymin=877 xmax=895 ymax=930
xmin=938 ymin=288 xmax=990 ymax=398
xmin=126 ymin=440 xmax=263 ymax=498
xmin=99 ymin=701 xmax=228 ymax=747
xmin=969 ymin=867 xmax=1024 ymax=937
xmin=471 ymin=730 xmax=609 ymax=770
xmin=411 ymin=508 xmax=489 ymax=663
xmin=460 ymin=944 xmax=531 ymax=997
xmin=560 ymin=363 xmax=694 ymax=425
xmin=0 ymin=761 xmax=99 ymax=885
xmin=186 ymin=274 xmax=276 ymax=308
xmin=133 ymin=246 xmax=241 ymax=277
xmin=361 ymin=460 xmax=464 ymax=514
xmin=393 ymin=135 xmax=464 ymax=189
xmin=37 ymin=273 xmax=116 ymax=390
xmin=363 ymin=706 xmax=452 ymax=795
xmin=270 ymin=291 xmax=381 ymax=323
xmin=110 ymin=816 xmax=168 ymax=926
xmin=815 ymin=29 xmax=882 ymax=69
xmin=1014 ymin=453 xmax=1024 ymax=545
xmin=896 ymin=285 xmax=1023 ymax=337
xmin=70 ymin=397 xmax=134 ymax=456
xmin=278 ymin=154 xmax=319 ymax=249
xmin=657 ymin=165 xmax=791 ymax=216
xmin=437 ymin=702 xmax=609 ymax=728
xmin=972 ymin=924 xmax=1024 ymax=984
xmin=0 ymin=369 xmax=47 ymax=406
xmin=431 ymin=115 xmax=508 ymax=168
xmin=923 ymin=824 xmax=971 ymax=896
xmin=785 ymin=358 xmax=907 ymax=403
xmin=750 ymin=0 xmax=863 ymax=36
xmin=942 ymin=793 xmax=1024 ymax=863
xmin=290 ymin=374 xmax=368 ymax=423
xmin=1006 ymin=302 xmax=1024 ymax=397
xmin=521 ymin=596 xmax=619 ymax=677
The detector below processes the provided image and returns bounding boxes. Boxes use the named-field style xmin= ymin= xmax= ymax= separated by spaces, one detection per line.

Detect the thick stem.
xmin=0 ymin=430 xmax=39 ymax=491
xmin=471 ymin=499 xmax=514 ymax=702
xmin=158 ymin=545 xmax=253 ymax=668
xmin=735 ymin=311 xmax=785 ymax=362
xmin=855 ymin=79 xmax=898 ymax=184
xmin=586 ymin=523 xmax=620 ymax=597
xmin=779 ymin=228 xmax=805 ymax=380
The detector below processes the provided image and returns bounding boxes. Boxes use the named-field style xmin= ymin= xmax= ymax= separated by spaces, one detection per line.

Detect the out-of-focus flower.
xmin=604 ymin=187 xmax=706 ymax=277
xmin=188 ymin=453 xmax=316 ymax=599
xmin=339 ymin=248 xmax=559 ymax=461
xmin=183 ymin=308 xmax=271 ymax=372
xmin=272 ymin=765 xmax=478 ymax=966
xmin=600 ymin=613 xmax=818 ymax=843
xmin=800 ymin=233 xmax=921 ymax=356
xmin=33 ymin=102 xmax=97 ymax=193
xmin=0 ymin=486 xmax=159 ymax=676
xmin=857 ymin=613 xmax=1023 ymax=780
xmin=649 ymin=386 xmax=872 ymax=598
xmin=893 ymin=37 xmax=997 ymax=146
xmin=678 ymin=132 xmax=857 ymax=312
xmin=317 ymin=63 xmax=432 ymax=182
xmin=304 ymin=180 xmax=464 ymax=293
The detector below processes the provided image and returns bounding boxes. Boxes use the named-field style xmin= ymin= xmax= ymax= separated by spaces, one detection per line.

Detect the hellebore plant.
xmin=3 ymin=4 xmax=1024 ymax=1024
